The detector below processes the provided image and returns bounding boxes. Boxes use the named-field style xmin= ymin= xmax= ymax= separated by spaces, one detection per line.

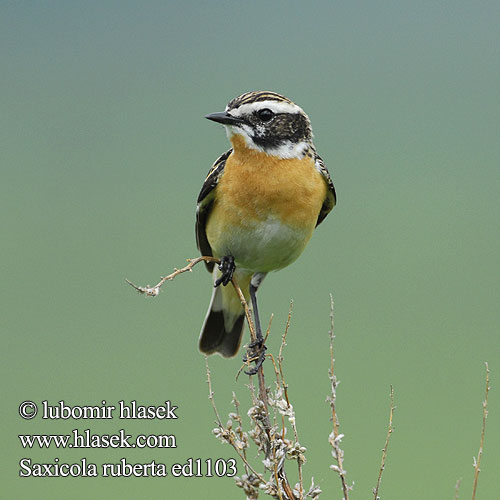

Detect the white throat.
xmin=225 ymin=127 xmax=309 ymax=159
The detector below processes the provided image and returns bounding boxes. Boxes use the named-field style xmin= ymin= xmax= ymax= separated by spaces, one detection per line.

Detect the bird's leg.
xmin=249 ymin=282 xmax=263 ymax=344
xmin=244 ymin=282 xmax=267 ymax=375
xmin=214 ymin=255 xmax=235 ymax=287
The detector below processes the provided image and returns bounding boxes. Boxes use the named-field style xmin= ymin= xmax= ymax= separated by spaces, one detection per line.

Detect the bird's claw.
xmin=243 ymin=340 xmax=267 ymax=375
xmin=214 ymin=255 xmax=236 ymax=287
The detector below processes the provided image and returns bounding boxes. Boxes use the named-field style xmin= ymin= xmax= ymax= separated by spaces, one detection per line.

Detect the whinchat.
xmin=196 ymin=91 xmax=336 ymax=370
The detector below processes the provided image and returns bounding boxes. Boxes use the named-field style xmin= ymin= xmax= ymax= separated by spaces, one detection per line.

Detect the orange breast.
xmin=214 ymin=134 xmax=327 ymax=229
xmin=204 ymin=135 xmax=328 ymax=271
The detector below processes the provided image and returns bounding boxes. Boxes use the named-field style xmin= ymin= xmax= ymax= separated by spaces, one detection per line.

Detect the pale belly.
xmin=206 ymin=213 xmax=314 ymax=273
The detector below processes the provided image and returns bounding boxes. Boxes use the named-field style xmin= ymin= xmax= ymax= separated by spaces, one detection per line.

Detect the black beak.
xmin=205 ymin=111 xmax=244 ymax=126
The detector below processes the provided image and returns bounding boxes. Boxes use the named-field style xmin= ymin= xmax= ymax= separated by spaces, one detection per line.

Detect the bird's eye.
xmin=257 ymin=108 xmax=274 ymax=122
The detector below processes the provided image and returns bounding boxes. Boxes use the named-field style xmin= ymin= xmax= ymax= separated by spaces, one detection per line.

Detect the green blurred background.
xmin=2 ymin=1 xmax=499 ymax=498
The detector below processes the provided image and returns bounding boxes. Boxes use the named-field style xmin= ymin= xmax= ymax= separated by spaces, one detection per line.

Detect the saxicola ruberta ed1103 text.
xmin=196 ymin=91 xmax=336 ymax=372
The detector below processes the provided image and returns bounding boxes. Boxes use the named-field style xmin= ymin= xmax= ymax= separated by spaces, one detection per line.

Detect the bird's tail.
xmin=198 ymin=272 xmax=251 ymax=358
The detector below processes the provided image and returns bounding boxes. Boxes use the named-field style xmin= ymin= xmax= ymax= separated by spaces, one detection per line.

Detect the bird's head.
xmin=206 ymin=91 xmax=313 ymax=159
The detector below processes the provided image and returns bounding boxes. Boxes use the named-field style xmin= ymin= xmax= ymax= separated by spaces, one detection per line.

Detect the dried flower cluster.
xmin=206 ymin=304 xmax=322 ymax=500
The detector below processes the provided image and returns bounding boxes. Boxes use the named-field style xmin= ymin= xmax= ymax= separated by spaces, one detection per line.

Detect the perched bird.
xmin=196 ymin=91 xmax=336 ymax=366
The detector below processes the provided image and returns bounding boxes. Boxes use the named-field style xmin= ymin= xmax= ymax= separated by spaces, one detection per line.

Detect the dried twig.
xmin=372 ymin=386 xmax=395 ymax=500
xmin=129 ymin=257 xmax=493 ymax=500
xmin=327 ymin=295 xmax=351 ymax=500
xmin=208 ymin=301 xmax=314 ymax=498
xmin=471 ymin=362 xmax=490 ymax=500
xmin=205 ymin=356 xmax=263 ymax=483
xmin=229 ymin=275 xmax=272 ymax=433
xmin=128 ymin=259 xmax=338 ymax=499
xmin=278 ymin=302 xmax=294 ymax=408
xmin=232 ymin=392 xmax=250 ymax=473
xmin=182 ymin=260 xmax=296 ymax=499
xmin=127 ymin=256 xmax=270 ymax=425
xmin=277 ymin=302 xmax=304 ymax=498
xmin=126 ymin=256 xmax=219 ymax=296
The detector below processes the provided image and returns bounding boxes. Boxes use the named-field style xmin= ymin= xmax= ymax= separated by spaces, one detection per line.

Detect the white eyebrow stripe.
xmin=228 ymin=100 xmax=303 ymax=116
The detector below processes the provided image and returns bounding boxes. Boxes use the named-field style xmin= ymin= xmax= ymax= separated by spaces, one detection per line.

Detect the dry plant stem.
xmin=373 ymin=386 xmax=395 ymax=500
xmin=264 ymin=314 xmax=274 ymax=343
xmin=277 ymin=302 xmax=304 ymax=500
xmin=205 ymin=356 xmax=262 ymax=481
xmin=232 ymin=278 xmax=298 ymax=500
xmin=236 ymin=318 xmax=275 ymax=382
xmin=126 ymin=255 xmax=265 ymax=415
xmin=126 ymin=256 xmax=220 ymax=296
xmin=231 ymin=274 xmax=273 ymax=434
xmin=231 ymin=277 xmax=296 ymax=499
xmin=230 ymin=275 xmax=257 ymax=345
xmin=454 ymin=478 xmax=462 ymax=500
xmin=262 ymin=301 xmax=304 ymax=500
xmin=278 ymin=302 xmax=294 ymax=408
xmin=232 ymin=393 xmax=250 ymax=475
xmin=471 ymin=362 xmax=490 ymax=500
xmin=127 ymin=256 xmax=269 ymax=428
xmin=130 ymin=257 xmax=298 ymax=499
xmin=328 ymin=295 xmax=350 ymax=500
xmin=280 ymin=473 xmax=295 ymax=500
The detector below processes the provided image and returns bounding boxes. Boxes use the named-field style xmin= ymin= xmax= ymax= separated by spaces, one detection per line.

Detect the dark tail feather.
xmin=199 ymin=308 xmax=245 ymax=358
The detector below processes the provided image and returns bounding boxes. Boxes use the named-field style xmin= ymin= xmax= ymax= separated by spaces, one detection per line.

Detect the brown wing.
xmin=195 ymin=149 xmax=232 ymax=272
xmin=314 ymin=152 xmax=336 ymax=226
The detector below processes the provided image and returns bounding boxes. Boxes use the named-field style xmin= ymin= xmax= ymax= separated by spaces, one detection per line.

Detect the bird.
xmin=196 ymin=91 xmax=336 ymax=370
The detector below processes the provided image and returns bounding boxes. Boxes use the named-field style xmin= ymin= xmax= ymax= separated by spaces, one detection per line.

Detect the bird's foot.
xmin=243 ymin=338 xmax=267 ymax=375
xmin=214 ymin=255 xmax=236 ymax=287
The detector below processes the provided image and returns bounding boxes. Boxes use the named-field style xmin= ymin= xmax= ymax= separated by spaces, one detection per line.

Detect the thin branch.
xmin=127 ymin=256 xmax=264 ymax=411
xmin=130 ymin=256 xmax=300 ymax=499
xmin=236 ymin=314 xmax=273 ymax=383
xmin=471 ymin=362 xmax=490 ymax=500
xmin=454 ymin=478 xmax=462 ymax=500
xmin=126 ymin=256 xmax=219 ymax=296
xmin=127 ymin=256 xmax=269 ymax=424
xmin=205 ymin=356 xmax=263 ymax=481
xmin=232 ymin=392 xmax=250 ymax=475
xmin=218 ymin=268 xmax=293 ymax=497
xmin=373 ymin=385 xmax=395 ymax=500
xmin=230 ymin=274 xmax=257 ymax=344
xmin=205 ymin=355 xmax=224 ymax=426
xmin=327 ymin=294 xmax=351 ymax=500
xmin=263 ymin=313 xmax=274 ymax=344
xmin=278 ymin=301 xmax=294 ymax=408
xmin=277 ymin=302 xmax=304 ymax=500
xmin=230 ymin=275 xmax=273 ymax=440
